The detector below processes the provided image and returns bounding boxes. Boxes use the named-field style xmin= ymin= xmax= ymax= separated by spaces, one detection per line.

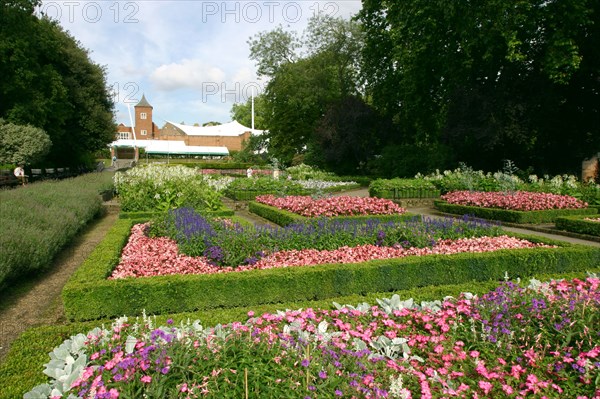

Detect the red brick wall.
xmin=134 ymin=105 xmax=153 ymax=140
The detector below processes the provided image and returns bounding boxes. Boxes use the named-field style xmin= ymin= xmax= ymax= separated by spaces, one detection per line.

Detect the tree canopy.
xmin=358 ymin=0 xmax=600 ymax=174
xmin=0 ymin=0 xmax=115 ymax=167
xmin=247 ymin=14 xmax=379 ymax=171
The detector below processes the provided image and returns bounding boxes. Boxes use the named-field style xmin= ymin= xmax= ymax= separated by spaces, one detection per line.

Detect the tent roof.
xmin=109 ymin=139 xmax=229 ymax=156
xmin=166 ymin=120 xmax=263 ymax=137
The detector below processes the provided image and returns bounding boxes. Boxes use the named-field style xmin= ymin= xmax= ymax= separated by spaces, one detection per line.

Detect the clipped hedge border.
xmin=118 ymin=206 xmax=234 ymax=219
xmin=434 ymin=200 xmax=598 ymax=224
xmin=248 ymin=201 xmax=420 ymax=226
xmin=62 ymin=217 xmax=600 ymax=321
xmin=555 ymin=215 xmax=600 ymax=237
xmin=369 ymin=178 xmax=440 ymax=199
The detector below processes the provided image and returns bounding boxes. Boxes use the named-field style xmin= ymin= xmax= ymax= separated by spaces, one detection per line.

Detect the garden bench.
xmin=30 ymin=169 xmax=44 ymax=181
xmin=45 ymin=168 xmax=56 ymax=178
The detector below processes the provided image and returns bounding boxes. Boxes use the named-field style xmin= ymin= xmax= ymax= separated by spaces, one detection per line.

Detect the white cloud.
xmin=150 ymin=59 xmax=226 ymax=91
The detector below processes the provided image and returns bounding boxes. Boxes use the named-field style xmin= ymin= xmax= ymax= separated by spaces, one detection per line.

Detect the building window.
xmin=141 ymin=129 xmax=147 ymax=136
xmin=140 ymin=112 xmax=147 ymax=120
xmin=118 ymin=132 xmax=130 ymax=140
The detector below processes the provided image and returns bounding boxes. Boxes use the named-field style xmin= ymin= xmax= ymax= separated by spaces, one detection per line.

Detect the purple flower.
xmin=301 ymin=359 xmax=310 ymax=367
xmin=335 ymin=390 xmax=343 ymax=396
xmin=318 ymin=370 xmax=327 ymax=379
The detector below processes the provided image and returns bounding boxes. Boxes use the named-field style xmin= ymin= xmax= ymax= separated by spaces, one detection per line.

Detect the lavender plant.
xmin=150 ymin=209 xmax=502 ymax=267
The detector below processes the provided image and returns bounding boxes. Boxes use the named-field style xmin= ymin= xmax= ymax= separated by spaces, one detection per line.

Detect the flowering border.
xmin=62 ymin=218 xmax=600 ymax=322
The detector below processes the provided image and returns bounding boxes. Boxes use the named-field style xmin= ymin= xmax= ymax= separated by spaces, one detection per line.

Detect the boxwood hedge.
xmin=434 ymin=200 xmax=598 ymax=224
xmin=555 ymin=215 xmax=600 ymax=237
xmin=62 ymin=217 xmax=600 ymax=321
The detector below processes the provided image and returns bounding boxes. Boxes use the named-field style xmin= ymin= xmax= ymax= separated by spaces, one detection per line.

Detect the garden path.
xmin=0 ymin=210 xmax=118 ymax=362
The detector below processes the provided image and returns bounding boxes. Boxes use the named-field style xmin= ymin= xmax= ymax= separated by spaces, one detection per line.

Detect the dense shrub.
xmin=0 ymin=172 xmax=113 ymax=290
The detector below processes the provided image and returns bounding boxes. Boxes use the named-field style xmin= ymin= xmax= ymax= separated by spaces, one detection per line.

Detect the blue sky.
xmin=37 ymin=1 xmax=362 ymax=127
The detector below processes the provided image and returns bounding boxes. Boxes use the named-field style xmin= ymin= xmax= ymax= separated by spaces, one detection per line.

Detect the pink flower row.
xmin=584 ymin=217 xmax=600 ymax=222
xmin=65 ymin=277 xmax=600 ymax=399
xmin=441 ymin=190 xmax=587 ymax=211
xmin=110 ymin=224 xmax=553 ymax=279
xmin=256 ymin=195 xmax=406 ymax=217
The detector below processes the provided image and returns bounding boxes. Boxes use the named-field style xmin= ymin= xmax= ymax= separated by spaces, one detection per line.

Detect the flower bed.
xmin=111 ymin=222 xmax=549 ymax=278
xmin=114 ymin=164 xmax=224 ymax=212
xmin=62 ymin=215 xmax=600 ymax=321
xmin=146 ymin=209 xmax=496 ymax=268
xmin=33 ymin=277 xmax=600 ymax=398
xmin=441 ymin=190 xmax=587 ymax=211
xmin=256 ymin=195 xmax=405 ymax=217
xmin=434 ymin=200 xmax=596 ymax=224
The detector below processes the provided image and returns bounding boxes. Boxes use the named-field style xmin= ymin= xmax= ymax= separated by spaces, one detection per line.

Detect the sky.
xmin=37 ymin=0 xmax=363 ymax=127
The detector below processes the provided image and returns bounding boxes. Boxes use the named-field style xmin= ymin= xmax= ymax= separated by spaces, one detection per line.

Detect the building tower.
xmin=135 ymin=94 xmax=153 ymax=140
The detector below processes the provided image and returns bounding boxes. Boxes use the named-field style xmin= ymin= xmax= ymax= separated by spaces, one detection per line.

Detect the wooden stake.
xmin=245 ymin=367 xmax=249 ymax=399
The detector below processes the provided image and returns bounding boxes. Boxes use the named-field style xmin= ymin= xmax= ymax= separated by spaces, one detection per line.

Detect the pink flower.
xmin=478 ymin=380 xmax=493 ymax=394
xmin=140 ymin=375 xmax=152 ymax=384
xmin=441 ymin=190 xmax=587 ymax=211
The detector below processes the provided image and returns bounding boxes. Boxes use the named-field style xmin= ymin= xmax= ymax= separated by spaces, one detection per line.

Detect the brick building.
xmin=113 ymin=94 xmax=262 ymax=158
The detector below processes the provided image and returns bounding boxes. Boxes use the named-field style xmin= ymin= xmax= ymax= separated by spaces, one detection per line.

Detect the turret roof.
xmin=135 ymin=94 xmax=152 ymax=108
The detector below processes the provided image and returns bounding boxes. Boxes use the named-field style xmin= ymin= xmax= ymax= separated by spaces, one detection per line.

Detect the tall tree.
xmin=358 ymin=0 xmax=600 ymax=174
xmin=248 ymin=14 xmax=366 ymax=166
xmin=0 ymin=0 xmax=115 ymax=166
xmin=312 ymin=96 xmax=387 ymax=175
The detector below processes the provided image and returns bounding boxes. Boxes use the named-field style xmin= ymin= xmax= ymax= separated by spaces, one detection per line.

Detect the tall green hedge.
xmin=62 ymin=217 xmax=600 ymax=321
xmin=434 ymin=200 xmax=598 ymax=223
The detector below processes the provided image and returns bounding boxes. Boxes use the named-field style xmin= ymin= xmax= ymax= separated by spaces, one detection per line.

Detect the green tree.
xmin=0 ymin=0 xmax=115 ymax=167
xmin=358 ymin=0 xmax=600 ymax=174
xmin=248 ymin=14 xmax=365 ymax=166
xmin=248 ymin=25 xmax=300 ymax=78
xmin=311 ymin=96 xmax=387 ymax=175
xmin=230 ymin=94 xmax=267 ymax=130
xmin=0 ymin=119 xmax=52 ymax=165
